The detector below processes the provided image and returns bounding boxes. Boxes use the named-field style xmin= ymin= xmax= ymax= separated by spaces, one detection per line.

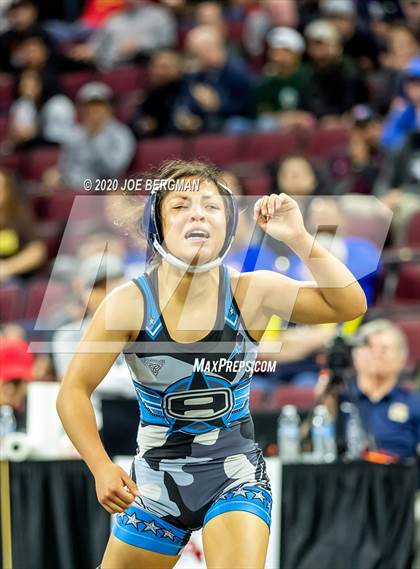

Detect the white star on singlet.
xmin=161 ymin=529 xmax=175 ymax=541
xmin=252 ymin=491 xmax=265 ymax=502
xmin=125 ymin=512 xmax=140 ymax=529
xmin=143 ymin=520 xmax=159 ymax=534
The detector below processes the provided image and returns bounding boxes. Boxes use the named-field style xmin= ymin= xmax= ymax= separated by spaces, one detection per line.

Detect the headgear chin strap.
xmin=142 ymin=181 xmax=238 ymax=273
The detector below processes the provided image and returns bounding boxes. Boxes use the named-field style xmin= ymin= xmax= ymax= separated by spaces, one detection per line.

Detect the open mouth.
xmin=184 ymin=230 xmax=210 ymax=242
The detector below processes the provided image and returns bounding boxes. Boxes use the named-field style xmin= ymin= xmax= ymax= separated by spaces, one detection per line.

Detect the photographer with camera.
xmin=316 ymin=319 xmax=420 ymax=460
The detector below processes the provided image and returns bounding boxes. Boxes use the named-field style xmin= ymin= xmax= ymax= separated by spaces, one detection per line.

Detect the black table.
xmin=1 ymin=460 xmax=109 ymax=569
xmin=1 ymin=459 xmax=417 ymax=569
xmin=280 ymin=462 xmax=418 ymax=569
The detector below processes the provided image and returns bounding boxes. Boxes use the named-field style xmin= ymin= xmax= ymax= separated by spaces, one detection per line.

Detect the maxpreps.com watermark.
xmin=83 ymin=178 xmax=201 ymax=192
xmin=193 ymin=358 xmax=277 ymax=374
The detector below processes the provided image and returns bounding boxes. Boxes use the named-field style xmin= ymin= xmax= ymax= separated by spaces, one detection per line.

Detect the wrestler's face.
xmin=160 ymin=178 xmax=227 ymax=266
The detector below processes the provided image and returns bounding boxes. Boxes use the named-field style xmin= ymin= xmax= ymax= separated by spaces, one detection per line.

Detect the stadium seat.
xmin=98 ymin=65 xmax=150 ymax=95
xmin=22 ymin=147 xmax=60 ymax=180
xmin=0 ymin=75 xmax=13 ymax=111
xmin=61 ymin=70 xmax=96 ymax=99
xmin=406 ymin=211 xmax=420 ymax=247
xmin=393 ymin=317 xmax=420 ymax=367
xmin=0 ymin=286 xmax=24 ymax=323
xmin=0 ymin=116 xmax=8 ymax=141
xmin=238 ymin=131 xmax=299 ymax=164
xmin=395 ymin=263 xmax=420 ymax=303
xmin=24 ymin=279 xmax=67 ymax=321
xmin=249 ymin=387 xmax=265 ymax=410
xmin=267 ymin=386 xmax=315 ymax=410
xmin=38 ymin=221 xmax=64 ymax=260
xmin=303 ymin=128 xmax=350 ymax=158
xmin=242 ymin=174 xmax=273 ymax=196
xmin=186 ymin=134 xmax=240 ymax=166
xmin=43 ymin=191 xmax=77 ymax=222
xmin=132 ymin=137 xmax=184 ymax=172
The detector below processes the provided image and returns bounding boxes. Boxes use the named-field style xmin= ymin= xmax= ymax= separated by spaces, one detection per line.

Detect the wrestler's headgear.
xmin=141 ymin=181 xmax=238 ymax=273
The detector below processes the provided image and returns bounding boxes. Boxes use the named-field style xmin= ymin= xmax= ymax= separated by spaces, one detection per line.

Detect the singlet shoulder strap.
xmin=223 ymin=265 xmax=239 ymax=330
xmin=132 ymin=272 xmax=163 ymax=340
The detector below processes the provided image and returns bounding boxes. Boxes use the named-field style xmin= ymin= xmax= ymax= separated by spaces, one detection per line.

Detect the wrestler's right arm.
xmin=56 ymin=281 xmax=143 ymax=514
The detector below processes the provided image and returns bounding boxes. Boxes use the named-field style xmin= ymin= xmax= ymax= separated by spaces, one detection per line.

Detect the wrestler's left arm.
xmin=251 ymin=193 xmax=367 ymax=325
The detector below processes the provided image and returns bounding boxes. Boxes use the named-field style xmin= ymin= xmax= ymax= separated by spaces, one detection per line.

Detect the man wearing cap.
xmin=0 ymin=337 xmax=34 ymax=430
xmin=43 ymin=81 xmax=135 ymax=190
xmin=304 ymin=19 xmax=368 ymax=122
xmin=320 ymin=0 xmax=380 ymax=69
xmin=251 ymin=26 xmax=314 ymax=130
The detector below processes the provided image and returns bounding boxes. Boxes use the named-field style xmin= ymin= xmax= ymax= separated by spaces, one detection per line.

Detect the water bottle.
xmin=277 ymin=405 xmax=300 ymax=463
xmin=311 ymin=405 xmax=337 ymax=463
xmin=0 ymin=405 xmax=17 ymax=439
xmin=342 ymin=402 xmax=366 ymax=460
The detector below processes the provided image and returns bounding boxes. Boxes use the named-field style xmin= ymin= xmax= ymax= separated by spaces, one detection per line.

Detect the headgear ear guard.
xmin=141 ymin=181 xmax=238 ymax=273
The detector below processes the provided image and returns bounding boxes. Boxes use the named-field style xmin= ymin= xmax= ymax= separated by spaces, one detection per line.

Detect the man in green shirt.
xmin=252 ymin=26 xmax=314 ymax=130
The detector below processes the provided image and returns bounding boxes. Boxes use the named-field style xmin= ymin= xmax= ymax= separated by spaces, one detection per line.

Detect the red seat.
xmin=406 ymin=211 xmax=420 ymax=247
xmin=131 ymin=137 xmax=184 ymax=173
xmin=61 ymin=70 xmax=96 ymax=99
xmin=239 ymin=131 xmax=299 ymax=164
xmin=24 ymin=280 xmax=67 ymax=321
xmin=0 ymin=286 xmax=24 ymax=323
xmin=393 ymin=318 xmax=420 ymax=367
xmin=43 ymin=191 xmax=77 ymax=222
xmin=304 ymin=128 xmax=350 ymax=158
xmin=249 ymin=387 xmax=265 ymax=410
xmin=242 ymin=174 xmax=272 ymax=196
xmin=186 ymin=134 xmax=240 ymax=166
xmin=0 ymin=75 xmax=13 ymax=110
xmin=0 ymin=116 xmax=9 ymax=141
xmin=267 ymin=386 xmax=315 ymax=410
xmin=22 ymin=147 xmax=60 ymax=180
xmin=98 ymin=65 xmax=149 ymax=95
xmin=38 ymin=221 xmax=63 ymax=260
xmin=395 ymin=263 xmax=420 ymax=303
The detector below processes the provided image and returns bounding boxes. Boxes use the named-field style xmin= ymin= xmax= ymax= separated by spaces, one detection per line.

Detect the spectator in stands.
xmin=174 ymin=26 xmax=254 ymax=133
xmin=43 ymin=82 xmax=135 ymax=190
xmin=0 ymin=168 xmax=46 ymax=283
xmin=320 ymin=0 xmax=381 ymax=70
xmin=52 ymin=252 xmax=135 ymax=428
xmin=130 ymin=50 xmax=183 ymax=138
xmin=67 ymin=0 xmax=177 ymax=69
xmin=380 ymin=56 xmax=420 ymax=149
xmin=400 ymin=0 xmax=420 ymax=32
xmin=0 ymin=0 xmax=55 ymax=73
xmin=304 ymin=19 xmax=368 ymax=123
xmin=0 ymin=336 xmax=34 ymax=431
xmin=276 ymin=156 xmax=325 ymax=197
xmin=251 ymin=27 xmax=315 ymax=130
xmin=4 ymin=69 xmax=75 ymax=151
xmin=194 ymin=1 xmax=227 ymax=39
xmin=286 ymin=197 xmax=381 ymax=306
xmin=243 ymin=0 xmax=298 ymax=58
xmin=373 ymin=23 xmax=420 ymax=113
xmin=318 ymin=319 xmax=420 ymax=459
xmin=43 ymin=0 xmax=124 ymax=43
xmin=374 ymin=129 xmax=420 ymax=245
xmin=332 ymin=105 xmax=384 ymax=194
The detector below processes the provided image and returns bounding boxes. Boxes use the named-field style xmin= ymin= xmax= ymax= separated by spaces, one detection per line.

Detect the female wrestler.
xmin=57 ymin=160 xmax=367 ymax=569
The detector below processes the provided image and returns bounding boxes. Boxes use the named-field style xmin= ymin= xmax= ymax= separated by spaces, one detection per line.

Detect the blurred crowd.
xmin=0 ymin=0 xmax=419 ymax=461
